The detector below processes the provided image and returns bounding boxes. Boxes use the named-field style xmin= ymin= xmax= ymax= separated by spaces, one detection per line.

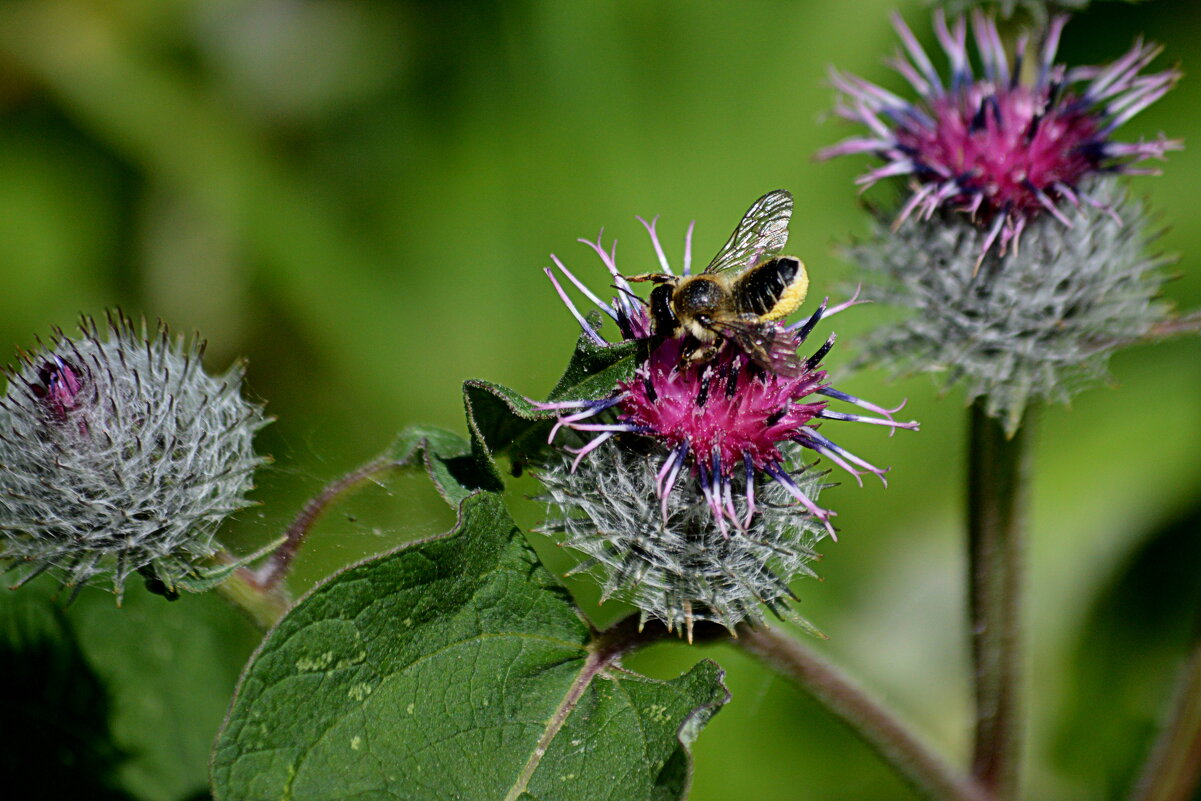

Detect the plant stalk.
xmin=1129 ymin=630 xmax=1201 ymax=801
xmin=215 ymin=569 xmax=292 ymax=629
xmin=246 ymin=456 xmax=399 ymax=592
xmin=739 ymin=626 xmax=990 ymax=801
xmin=967 ymin=400 xmax=1034 ymax=800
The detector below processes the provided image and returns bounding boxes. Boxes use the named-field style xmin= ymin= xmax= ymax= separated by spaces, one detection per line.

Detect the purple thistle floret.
xmin=819 ymin=10 xmax=1181 ymax=259
xmin=30 ymin=356 xmax=85 ymax=425
xmin=536 ymin=216 xmax=917 ymax=539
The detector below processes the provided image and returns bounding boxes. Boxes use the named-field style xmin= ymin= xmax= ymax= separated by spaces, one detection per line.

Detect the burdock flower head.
xmin=0 ymin=312 xmax=269 ymax=599
xmin=534 ymin=193 xmax=917 ymax=635
xmin=820 ymin=11 xmax=1181 ymax=431
xmin=819 ymin=10 xmax=1181 ymax=258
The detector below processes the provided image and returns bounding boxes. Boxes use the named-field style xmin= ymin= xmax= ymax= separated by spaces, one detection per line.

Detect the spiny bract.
xmin=538 ymin=439 xmax=829 ymax=637
xmin=848 ymin=181 xmax=1171 ymax=431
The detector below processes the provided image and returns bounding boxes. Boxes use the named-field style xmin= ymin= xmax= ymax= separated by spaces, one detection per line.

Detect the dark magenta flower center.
xmin=617 ymin=337 xmax=826 ymax=476
xmin=901 ymin=86 xmax=1103 ymax=216
xmin=32 ymin=358 xmax=85 ymax=423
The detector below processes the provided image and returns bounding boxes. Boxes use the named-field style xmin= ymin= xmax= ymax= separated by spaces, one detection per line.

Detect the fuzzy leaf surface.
xmin=211 ymin=491 xmax=726 ymax=801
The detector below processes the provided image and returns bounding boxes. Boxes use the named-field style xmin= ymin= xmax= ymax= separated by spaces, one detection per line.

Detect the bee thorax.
xmin=673 ymin=276 xmax=726 ymax=316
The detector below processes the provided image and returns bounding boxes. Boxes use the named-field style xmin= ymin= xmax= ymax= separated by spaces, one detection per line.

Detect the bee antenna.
xmin=611 ymin=284 xmax=648 ymax=306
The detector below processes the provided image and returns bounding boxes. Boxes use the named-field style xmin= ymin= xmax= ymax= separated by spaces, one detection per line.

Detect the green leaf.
xmin=388 ymin=424 xmax=503 ymax=506
xmin=212 ymin=491 xmax=727 ymax=801
xmin=545 ymin=325 xmax=640 ymax=404
xmin=463 ymin=377 xmax=553 ymax=472
xmin=0 ymin=576 xmax=261 ymax=801
xmin=464 ymin=328 xmax=639 ymax=473
xmin=0 ymin=596 xmax=135 ymax=800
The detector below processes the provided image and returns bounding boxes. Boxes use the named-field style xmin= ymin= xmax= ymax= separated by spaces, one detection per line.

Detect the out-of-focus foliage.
xmin=0 ymin=597 xmax=132 ymax=800
xmin=0 ymin=1 xmax=1198 ymax=799
xmin=0 ymin=576 xmax=261 ymax=801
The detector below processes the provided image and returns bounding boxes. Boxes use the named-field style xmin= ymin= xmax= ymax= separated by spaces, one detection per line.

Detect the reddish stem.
xmin=243 ymin=456 xmax=397 ymax=591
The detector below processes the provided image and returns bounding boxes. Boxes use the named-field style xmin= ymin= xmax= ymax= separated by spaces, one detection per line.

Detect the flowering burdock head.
xmin=819 ymin=10 xmax=1181 ymax=259
xmin=534 ymin=209 xmax=917 ymax=635
xmin=0 ymin=312 xmax=270 ymax=600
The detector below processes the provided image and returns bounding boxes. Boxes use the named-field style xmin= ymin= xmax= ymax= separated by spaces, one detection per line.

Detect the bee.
xmin=626 ymin=189 xmax=810 ymax=376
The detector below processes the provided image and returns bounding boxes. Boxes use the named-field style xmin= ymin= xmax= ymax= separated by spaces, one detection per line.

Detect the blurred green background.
xmin=0 ymin=0 xmax=1198 ymax=799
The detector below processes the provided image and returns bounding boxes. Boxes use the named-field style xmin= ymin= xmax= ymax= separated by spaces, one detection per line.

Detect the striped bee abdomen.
xmin=733 ymin=257 xmax=808 ymax=321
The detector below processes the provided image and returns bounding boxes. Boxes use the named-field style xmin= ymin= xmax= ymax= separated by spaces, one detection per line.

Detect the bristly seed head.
xmin=848 ymin=179 xmax=1172 ymax=433
xmin=819 ymin=10 xmax=1181 ymax=259
xmin=538 ymin=438 xmax=830 ymax=637
xmin=0 ymin=312 xmax=270 ymax=600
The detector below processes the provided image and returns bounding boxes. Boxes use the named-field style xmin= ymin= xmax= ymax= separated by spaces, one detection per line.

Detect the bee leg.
xmin=680 ymin=337 xmax=721 ymax=367
xmin=611 ymin=283 xmax=648 ymax=307
xmin=626 ymin=273 xmax=673 ymax=284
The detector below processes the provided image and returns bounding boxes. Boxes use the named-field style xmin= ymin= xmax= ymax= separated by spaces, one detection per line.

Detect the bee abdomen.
xmin=734 ymin=257 xmax=808 ymax=320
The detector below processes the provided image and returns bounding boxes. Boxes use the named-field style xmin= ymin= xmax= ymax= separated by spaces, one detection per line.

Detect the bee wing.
xmin=702 ymin=190 xmax=794 ymax=276
xmin=711 ymin=318 xmax=805 ymax=377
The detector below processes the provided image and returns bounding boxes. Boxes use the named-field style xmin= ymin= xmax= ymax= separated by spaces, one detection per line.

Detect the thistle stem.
xmin=215 ymin=569 xmax=291 ymax=629
xmin=1129 ymin=628 xmax=1201 ymax=801
xmin=738 ymin=626 xmax=990 ymax=801
xmin=967 ymin=400 xmax=1034 ymax=800
xmin=602 ymin=616 xmax=986 ymax=800
xmin=244 ymin=456 xmax=399 ymax=592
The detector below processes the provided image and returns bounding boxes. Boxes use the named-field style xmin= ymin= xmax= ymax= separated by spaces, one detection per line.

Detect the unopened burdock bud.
xmin=0 ymin=312 xmax=270 ymax=599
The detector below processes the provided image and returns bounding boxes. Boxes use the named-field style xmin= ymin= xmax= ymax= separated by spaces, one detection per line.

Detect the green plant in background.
xmin=0 ymin=1 xmax=1199 ymax=801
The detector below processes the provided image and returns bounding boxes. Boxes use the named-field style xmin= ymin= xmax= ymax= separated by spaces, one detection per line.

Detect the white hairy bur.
xmin=0 ymin=313 xmax=270 ymax=599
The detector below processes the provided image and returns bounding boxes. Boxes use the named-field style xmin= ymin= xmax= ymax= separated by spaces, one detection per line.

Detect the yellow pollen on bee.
xmin=684 ymin=319 xmax=717 ymax=342
xmin=759 ymin=260 xmax=809 ymax=321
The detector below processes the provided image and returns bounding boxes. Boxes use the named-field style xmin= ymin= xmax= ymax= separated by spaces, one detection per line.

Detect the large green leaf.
xmin=211 ymin=490 xmax=726 ymax=801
